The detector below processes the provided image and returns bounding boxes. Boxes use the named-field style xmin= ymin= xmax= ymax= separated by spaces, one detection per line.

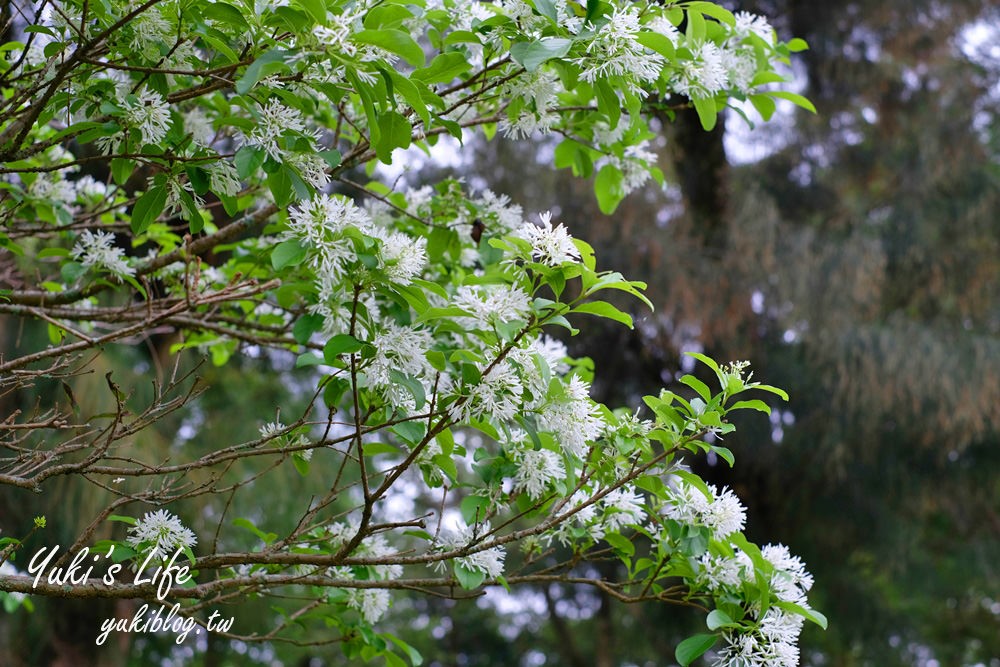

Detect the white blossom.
xmin=346 ymin=588 xmax=391 ymax=624
xmin=124 ymin=90 xmax=172 ymax=146
xmin=536 ymin=376 xmax=606 ymax=458
xmin=673 ymin=42 xmax=729 ymax=100
xmin=71 ymin=230 xmax=135 ymax=278
xmin=454 ymin=284 xmax=531 ymax=329
xmin=378 ymin=231 xmax=427 ymax=284
xmin=473 ymin=189 xmax=524 ymax=235
xmin=288 ymin=194 xmax=369 ymax=246
xmin=762 ymin=543 xmax=814 ymax=602
xmin=734 ymin=11 xmax=774 ymax=44
xmin=515 ymin=211 xmax=581 ymax=266
xmin=208 ymin=159 xmax=242 ymax=197
xmin=246 ymin=100 xmax=309 ymax=160
xmin=184 ymin=107 xmax=216 ymax=146
xmin=128 ymin=10 xmax=172 ymax=60
xmin=601 ymin=488 xmax=646 ymax=531
xmin=284 ymin=151 xmax=330 ymax=190
xmin=459 ymin=359 xmax=523 ymax=423
xmin=29 ymin=174 xmax=76 ymax=207
xmin=126 ymin=509 xmax=197 ymax=560
xmin=647 ymin=16 xmax=682 ymax=46
xmin=514 ymin=448 xmax=565 ymax=499
xmin=664 ymin=482 xmax=747 ymax=538
xmin=73 ymin=175 xmax=108 ymax=201
xmin=436 ymin=522 xmax=506 ymax=579
xmin=576 ymin=6 xmax=664 ymax=92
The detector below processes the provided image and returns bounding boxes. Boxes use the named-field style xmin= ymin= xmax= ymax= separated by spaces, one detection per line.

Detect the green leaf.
xmin=675 ymin=633 xmax=717 ymax=667
xmin=636 ymin=31 xmax=676 ymax=60
xmin=572 ymin=300 xmax=633 ymax=328
xmin=375 ymin=111 xmax=413 ymax=163
xmin=509 ymin=38 xmax=573 ymax=72
xmin=679 ymin=375 xmax=712 ymax=402
xmin=233 ymin=517 xmax=277 ymax=544
xmin=749 ymin=93 xmax=777 ymax=121
xmin=728 ymin=399 xmax=771 ymax=414
xmin=108 ymin=514 xmax=137 ymax=525
xmin=454 ymin=563 xmax=486 ymax=590
xmin=706 ymin=609 xmax=734 ymax=630
xmin=605 ymin=533 xmax=635 ymax=557
xmin=769 ymin=91 xmax=817 ymax=113
xmin=293 ymin=313 xmax=324 ymax=345
xmin=236 ymin=49 xmax=289 ymax=94
xmin=753 ymin=383 xmax=789 ymax=401
xmin=710 ymin=446 xmax=735 ymax=466
xmin=130 ymin=186 xmax=168 ymax=235
xmin=692 ymin=96 xmax=718 ymax=131
xmin=775 ymin=600 xmax=828 ymax=630
xmin=686 ymin=2 xmax=735 ymax=26
xmin=595 ymin=78 xmax=621 ymax=128
xmin=353 ymin=29 xmax=425 ymax=67
xmin=202 ymin=2 xmax=250 ymax=31
xmin=786 ymin=37 xmax=809 ymax=52
xmin=323 ymin=334 xmax=365 ymax=362
xmin=110 ymin=158 xmax=134 ymax=186
xmin=234 ymin=145 xmax=265 ymax=179
xmin=459 ymin=494 xmax=489 ymax=525
xmin=413 ymin=52 xmax=471 ymax=84
xmin=271 ymin=239 xmax=307 ymax=270
xmin=364 ymin=4 xmax=414 ymax=29
xmin=384 ymin=633 xmax=424 ymax=666
xmin=594 ymin=163 xmax=624 ymax=214
xmin=532 ymin=0 xmax=559 ymax=23
xmin=685 ymin=8 xmax=706 ymax=42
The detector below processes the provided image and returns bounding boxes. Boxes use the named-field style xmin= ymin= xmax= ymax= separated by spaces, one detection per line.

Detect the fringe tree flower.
xmin=71 ymin=230 xmax=135 ymax=278
xmin=454 ymin=284 xmax=532 ymax=329
xmin=126 ymin=509 xmax=197 ymax=560
xmin=435 ymin=522 xmax=506 ymax=579
xmin=673 ymin=42 xmax=729 ymax=100
xmin=601 ymin=488 xmax=647 ymax=531
xmin=576 ymin=6 xmax=664 ymax=92
xmin=734 ymin=11 xmax=774 ymax=43
xmin=515 ymin=211 xmax=581 ymax=266
xmin=346 ymin=588 xmax=391 ymax=624
xmin=184 ymin=107 xmax=215 ymax=146
xmin=208 ymin=160 xmax=242 ymax=197
xmin=663 ymin=482 xmax=747 ymax=538
xmin=536 ymin=376 xmax=606 ymax=458
xmin=246 ymin=100 xmax=309 ymax=160
xmin=513 ymin=448 xmax=565 ymax=499
xmin=124 ymin=90 xmax=172 ymax=146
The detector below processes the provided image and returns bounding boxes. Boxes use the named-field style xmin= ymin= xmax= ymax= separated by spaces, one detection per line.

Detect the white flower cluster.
xmin=259 ymin=421 xmax=312 ymax=460
xmin=126 ymin=509 xmax=197 ymax=561
xmin=454 ymin=284 xmax=532 ymax=329
xmin=536 ymin=376 xmax=606 ymax=459
xmin=576 ymin=6 xmax=663 ymax=93
xmin=321 ymin=520 xmax=405 ymax=624
xmin=124 ymin=90 xmax=172 ymax=147
xmin=434 ymin=522 xmax=506 ymax=579
xmin=514 ymin=211 xmax=581 ymax=266
xmin=548 ymin=486 xmax=647 ymax=545
xmin=512 ymin=447 xmax=565 ymax=499
xmin=284 ymin=194 xmax=428 ymax=337
xmin=713 ymin=544 xmax=814 ymax=667
xmin=70 ymin=230 xmax=135 ymax=278
xmin=663 ymin=482 xmax=747 ymax=538
xmin=369 ymin=323 xmax=437 ymax=410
